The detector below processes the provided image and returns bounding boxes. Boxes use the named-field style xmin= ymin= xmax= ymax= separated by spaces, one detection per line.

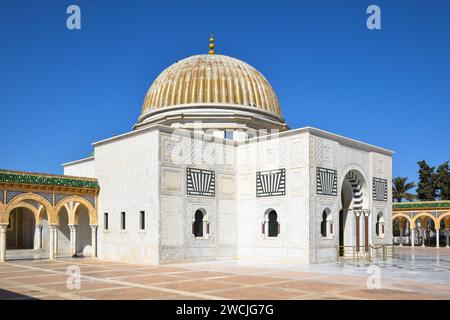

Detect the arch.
xmin=392 ymin=213 xmax=412 ymax=223
xmin=4 ymin=193 xmax=53 ymax=224
xmin=265 ymin=209 xmax=279 ymax=237
xmin=321 ymin=208 xmax=333 ymax=237
xmin=340 ymin=165 xmax=370 ymax=204
xmin=376 ymin=211 xmax=385 ymax=237
xmin=339 ymin=168 xmax=369 ymax=252
xmin=411 ymin=212 xmax=438 ymax=225
xmin=437 ymin=212 xmax=450 ymax=227
xmin=54 ymin=196 xmax=97 ymax=225
xmin=7 ymin=207 xmax=37 ymax=249
xmin=192 ymin=208 xmax=208 ymax=238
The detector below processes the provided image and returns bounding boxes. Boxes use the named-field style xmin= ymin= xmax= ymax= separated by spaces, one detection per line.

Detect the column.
xmin=364 ymin=212 xmax=370 ymax=252
xmin=0 ymin=224 xmax=7 ymax=263
xmin=435 ymin=228 xmax=440 ymax=248
xmin=410 ymin=227 xmax=415 ymax=247
xmin=355 ymin=212 xmax=361 ymax=252
xmin=446 ymin=229 xmax=449 ymax=248
xmin=90 ymin=225 xmax=98 ymax=258
xmin=34 ymin=225 xmax=43 ymax=250
xmin=69 ymin=225 xmax=78 ymax=257
xmin=399 ymin=227 xmax=404 ymax=247
xmin=49 ymin=225 xmax=58 ymax=260
xmin=422 ymin=229 xmax=426 ymax=247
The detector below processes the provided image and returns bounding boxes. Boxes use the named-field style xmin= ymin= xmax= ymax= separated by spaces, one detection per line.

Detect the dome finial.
xmin=208 ymin=33 xmax=215 ymax=55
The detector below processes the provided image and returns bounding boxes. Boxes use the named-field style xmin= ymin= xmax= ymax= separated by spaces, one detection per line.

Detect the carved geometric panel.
xmin=55 ymin=194 xmax=70 ymax=205
xmin=373 ymin=178 xmax=388 ymax=202
xmin=6 ymin=191 xmax=24 ymax=204
xmin=316 ymin=167 xmax=338 ymax=196
xmin=36 ymin=192 xmax=53 ymax=205
xmin=82 ymin=195 xmax=96 ymax=207
xmin=256 ymin=168 xmax=286 ymax=197
xmin=186 ymin=168 xmax=215 ymax=197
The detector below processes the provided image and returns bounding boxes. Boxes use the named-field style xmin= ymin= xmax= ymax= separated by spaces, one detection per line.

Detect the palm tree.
xmin=392 ymin=177 xmax=416 ymax=202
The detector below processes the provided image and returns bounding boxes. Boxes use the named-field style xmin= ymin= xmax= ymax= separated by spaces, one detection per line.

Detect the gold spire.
xmin=208 ymin=34 xmax=215 ymax=55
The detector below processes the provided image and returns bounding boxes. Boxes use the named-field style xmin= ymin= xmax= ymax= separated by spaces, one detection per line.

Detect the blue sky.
xmin=1 ymin=0 xmax=449 ymax=187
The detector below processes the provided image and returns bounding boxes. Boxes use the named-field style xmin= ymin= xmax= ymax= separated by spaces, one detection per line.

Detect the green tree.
xmin=392 ymin=177 xmax=416 ymax=202
xmin=436 ymin=161 xmax=450 ymax=200
xmin=416 ymin=160 xmax=437 ymax=201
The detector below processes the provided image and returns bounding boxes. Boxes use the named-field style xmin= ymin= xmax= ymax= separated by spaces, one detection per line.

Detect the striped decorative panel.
xmin=316 ymin=167 xmax=338 ymax=196
xmin=373 ymin=178 xmax=388 ymax=202
xmin=0 ymin=190 xmax=3 ymax=204
xmin=256 ymin=168 xmax=286 ymax=197
xmin=186 ymin=168 xmax=215 ymax=197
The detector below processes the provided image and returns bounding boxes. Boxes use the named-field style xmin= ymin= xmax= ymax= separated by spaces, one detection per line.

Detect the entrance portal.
xmin=6 ymin=208 xmax=36 ymax=249
xmin=339 ymin=170 xmax=369 ymax=256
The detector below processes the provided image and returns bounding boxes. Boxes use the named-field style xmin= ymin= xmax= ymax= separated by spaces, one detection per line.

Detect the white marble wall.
xmin=236 ymin=132 xmax=311 ymax=263
xmin=158 ymin=131 xmax=238 ymax=263
xmin=309 ymin=133 xmax=393 ymax=263
xmin=94 ymin=130 xmax=160 ymax=264
xmin=62 ymin=126 xmax=392 ymax=265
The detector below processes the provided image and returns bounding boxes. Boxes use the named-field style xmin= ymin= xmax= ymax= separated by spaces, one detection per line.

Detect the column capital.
xmin=90 ymin=224 xmax=98 ymax=230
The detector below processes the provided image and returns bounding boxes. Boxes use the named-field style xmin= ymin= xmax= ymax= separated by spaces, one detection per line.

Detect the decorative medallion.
xmin=256 ymin=168 xmax=286 ymax=197
xmin=186 ymin=168 xmax=215 ymax=197
xmin=373 ymin=178 xmax=388 ymax=202
xmin=316 ymin=167 xmax=338 ymax=196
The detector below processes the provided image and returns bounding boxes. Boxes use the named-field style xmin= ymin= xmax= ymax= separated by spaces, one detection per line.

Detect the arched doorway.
xmin=6 ymin=208 xmax=36 ymax=250
xmin=57 ymin=207 xmax=70 ymax=257
xmin=75 ymin=205 xmax=92 ymax=256
xmin=339 ymin=169 xmax=369 ymax=255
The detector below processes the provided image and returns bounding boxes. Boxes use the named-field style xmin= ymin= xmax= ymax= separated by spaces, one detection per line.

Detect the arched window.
xmin=320 ymin=208 xmax=333 ymax=238
xmin=261 ymin=209 xmax=280 ymax=238
xmin=376 ymin=212 xmax=385 ymax=238
xmin=192 ymin=209 xmax=210 ymax=239
xmin=268 ymin=211 xmax=279 ymax=237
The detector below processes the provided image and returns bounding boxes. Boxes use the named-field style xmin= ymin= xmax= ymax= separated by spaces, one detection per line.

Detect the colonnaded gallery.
xmin=0 ymin=38 xmax=393 ymax=265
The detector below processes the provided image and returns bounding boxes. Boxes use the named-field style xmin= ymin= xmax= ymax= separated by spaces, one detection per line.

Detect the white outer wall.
xmin=309 ymin=134 xmax=393 ymax=263
xmin=236 ymin=132 xmax=311 ymax=263
xmin=61 ymin=126 xmax=393 ymax=265
xmin=158 ymin=131 xmax=238 ymax=263
xmin=64 ymin=158 xmax=96 ymax=178
xmin=94 ymin=130 xmax=160 ymax=264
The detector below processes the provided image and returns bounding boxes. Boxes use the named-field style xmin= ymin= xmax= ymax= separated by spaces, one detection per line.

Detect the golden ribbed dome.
xmin=140 ymin=54 xmax=282 ymax=119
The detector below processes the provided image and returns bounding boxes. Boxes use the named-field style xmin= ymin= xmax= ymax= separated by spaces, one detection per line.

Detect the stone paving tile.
xmin=0 ymin=270 xmax=42 ymax=278
xmin=6 ymin=274 xmax=70 ymax=285
xmin=39 ymin=279 xmax=127 ymax=292
xmin=1 ymin=247 xmax=449 ymax=300
xmin=215 ymin=275 xmax=287 ymax=285
xmin=269 ymin=279 xmax=358 ymax=293
xmin=339 ymin=288 xmax=443 ymax=300
xmin=173 ymin=271 xmax=236 ymax=279
xmin=77 ymin=287 xmax=178 ymax=300
xmin=118 ymin=274 xmax=191 ymax=285
xmin=153 ymin=279 xmax=242 ymax=292
xmin=81 ymin=270 xmax=149 ymax=279
xmin=262 ymin=271 xmax=328 ymax=279
xmin=212 ymin=287 xmax=303 ymax=300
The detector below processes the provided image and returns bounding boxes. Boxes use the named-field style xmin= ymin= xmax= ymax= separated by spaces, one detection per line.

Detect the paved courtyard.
xmin=0 ymin=247 xmax=449 ymax=300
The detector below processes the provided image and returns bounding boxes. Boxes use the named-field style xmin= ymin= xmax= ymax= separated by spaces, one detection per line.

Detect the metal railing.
xmin=337 ymin=244 xmax=394 ymax=263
